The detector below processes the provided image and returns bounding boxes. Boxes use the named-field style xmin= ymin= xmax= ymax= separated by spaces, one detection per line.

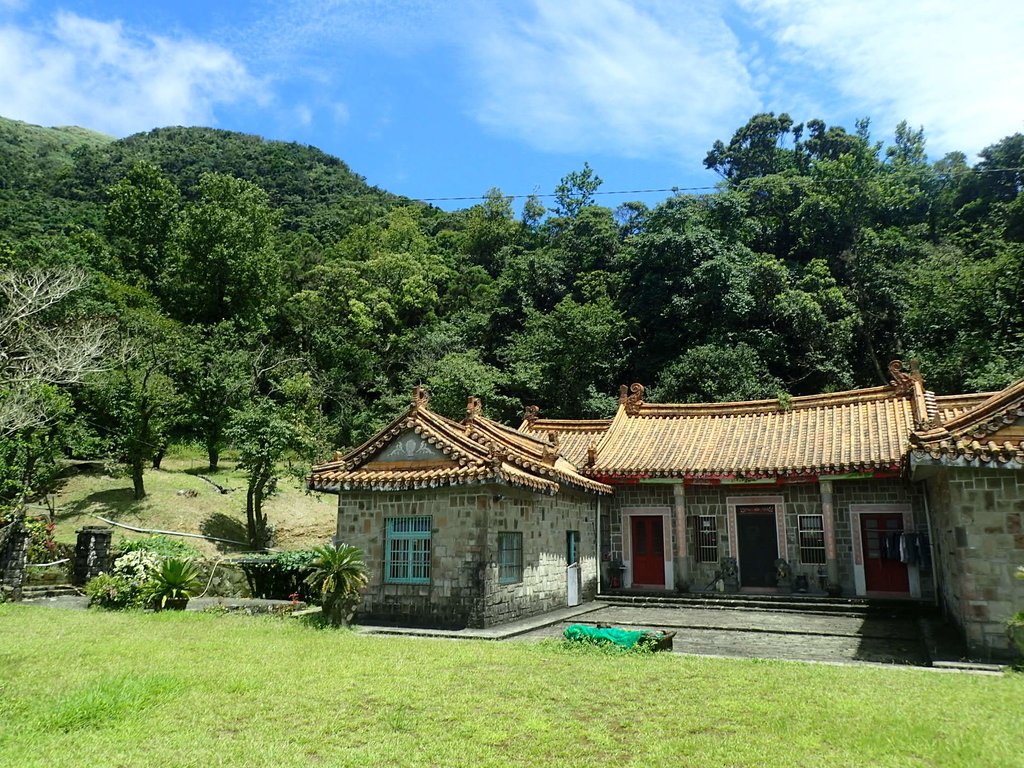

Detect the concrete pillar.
xmin=673 ymin=484 xmax=691 ymax=591
xmin=819 ymin=480 xmax=839 ymax=586
xmin=73 ymin=527 xmax=113 ymax=586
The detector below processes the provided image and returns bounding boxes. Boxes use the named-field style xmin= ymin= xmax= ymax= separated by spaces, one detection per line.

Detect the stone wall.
xmin=831 ymin=478 xmax=930 ymax=599
xmin=479 ymin=486 xmax=597 ymax=625
xmin=926 ymin=467 xmax=1024 ymax=658
xmin=334 ymin=484 xmax=598 ymax=628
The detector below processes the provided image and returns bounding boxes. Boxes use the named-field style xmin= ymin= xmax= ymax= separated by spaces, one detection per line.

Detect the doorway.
xmin=630 ymin=515 xmax=665 ymax=587
xmin=736 ymin=505 xmax=778 ymax=588
xmin=860 ymin=513 xmax=910 ymax=593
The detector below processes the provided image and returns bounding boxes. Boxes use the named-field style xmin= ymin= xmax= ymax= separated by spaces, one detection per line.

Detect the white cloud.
xmin=462 ymin=0 xmax=759 ymax=160
xmin=740 ymin=0 xmax=1024 ymax=155
xmin=0 ymin=12 xmax=265 ymax=135
xmin=295 ymin=104 xmax=313 ymax=126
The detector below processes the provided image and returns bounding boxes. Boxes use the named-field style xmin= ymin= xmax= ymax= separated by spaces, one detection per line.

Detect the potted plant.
xmin=148 ymin=558 xmax=202 ymax=611
xmin=304 ymin=544 xmax=368 ymax=626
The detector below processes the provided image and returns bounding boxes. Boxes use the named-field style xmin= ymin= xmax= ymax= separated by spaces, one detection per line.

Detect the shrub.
xmin=85 ymin=573 xmax=145 ymax=610
xmin=235 ymin=549 xmax=318 ymax=601
xmin=115 ymin=535 xmax=201 ymax=560
xmin=112 ymin=549 xmax=161 ymax=583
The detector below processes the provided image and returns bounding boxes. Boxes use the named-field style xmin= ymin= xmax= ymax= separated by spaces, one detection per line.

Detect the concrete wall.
xmin=926 ymin=467 xmax=1024 ymax=658
xmin=335 ymin=484 xmax=598 ymax=628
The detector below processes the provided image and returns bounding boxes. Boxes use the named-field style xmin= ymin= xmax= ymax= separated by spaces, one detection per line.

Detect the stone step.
xmin=20 ymin=584 xmax=80 ymax=599
xmin=600 ymin=592 xmax=928 ymax=619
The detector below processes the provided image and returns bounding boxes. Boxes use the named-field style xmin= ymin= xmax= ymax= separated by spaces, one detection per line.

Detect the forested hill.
xmin=0 ymin=112 xmax=1022 ymax=519
xmin=0 ymin=119 xmax=404 ymax=241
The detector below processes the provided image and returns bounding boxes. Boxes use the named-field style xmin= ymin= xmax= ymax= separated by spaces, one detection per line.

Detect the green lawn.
xmin=1 ymin=605 xmax=1021 ymax=768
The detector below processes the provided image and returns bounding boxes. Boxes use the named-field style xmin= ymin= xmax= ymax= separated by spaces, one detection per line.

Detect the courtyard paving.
xmin=511 ymin=603 xmax=933 ymax=666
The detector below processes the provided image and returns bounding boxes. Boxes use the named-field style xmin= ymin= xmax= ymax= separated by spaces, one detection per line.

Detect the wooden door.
xmin=736 ymin=506 xmax=778 ymax=588
xmin=630 ymin=516 xmax=665 ymax=587
xmin=860 ymin=513 xmax=909 ymax=593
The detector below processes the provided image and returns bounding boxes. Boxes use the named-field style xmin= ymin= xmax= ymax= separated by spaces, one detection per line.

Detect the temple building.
xmin=309 ymin=362 xmax=1024 ymax=658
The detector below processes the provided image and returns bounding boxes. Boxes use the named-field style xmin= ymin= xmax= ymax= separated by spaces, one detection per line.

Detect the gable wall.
xmin=335 ymin=484 xmax=597 ymax=628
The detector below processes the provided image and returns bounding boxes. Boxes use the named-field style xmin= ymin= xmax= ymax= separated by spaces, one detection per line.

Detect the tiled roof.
xmin=911 ymin=379 xmax=1024 ymax=467
xmin=932 ymin=393 xmax=996 ymax=425
xmin=518 ymin=416 xmax=612 ymax=467
xmin=588 ymin=383 xmax=917 ymax=479
xmin=309 ymin=389 xmax=611 ymax=495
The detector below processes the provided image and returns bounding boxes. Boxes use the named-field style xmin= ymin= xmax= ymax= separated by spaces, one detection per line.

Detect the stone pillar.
xmin=673 ymin=484 xmax=691 ymax=591
xmin=0 ymin=517 xmax=30 ymax=601
xmin=819 ymin=480 xmax=839 ymax=587
xmin=73 ymin=527 xmax=113 ymax=586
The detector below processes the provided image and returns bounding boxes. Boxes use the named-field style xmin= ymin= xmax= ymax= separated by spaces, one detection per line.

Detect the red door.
xmin=860 ymin=513 xmax=909 ymax=593
xmin=631 ymin=516 xmax=665 ymax=587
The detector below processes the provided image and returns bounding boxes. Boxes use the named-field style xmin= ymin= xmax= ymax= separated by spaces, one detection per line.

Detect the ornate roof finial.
xmin=542 ymin=431 xmax=560 ymax=464
xmin=620 ymin=383 xmax=645 ymax=416
xmin=586 ymin=439 xmax=597 ymax=468
xmin=888 ymin=360 xmax=923 ymax=394
xmin=411 ymin=385 xmax=430 ymax=409
xmin=524 ymin=404 xmax=541 ymax=425
xmin=488 ymin=444 xmax=508 ymax=470
xmin=466 ymin=395 xmax=483 ymax=418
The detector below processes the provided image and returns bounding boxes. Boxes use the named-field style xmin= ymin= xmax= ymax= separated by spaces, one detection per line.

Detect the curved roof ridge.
xmin=632 ymin=384 xmax=906 ymax=417
xmin=913 ymin=378 xmax=1024 ymax=444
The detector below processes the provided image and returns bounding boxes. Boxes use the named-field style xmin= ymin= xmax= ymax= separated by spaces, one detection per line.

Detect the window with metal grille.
xmin=498 ymin=532 xmax=523 ymax=584
xmin=692 ymin=515 xmax=718 ymax=563
xmin=798 ymin=515 xmax=826 ymax=565
xmin=385 ymin=517 xmax=432 ymax=584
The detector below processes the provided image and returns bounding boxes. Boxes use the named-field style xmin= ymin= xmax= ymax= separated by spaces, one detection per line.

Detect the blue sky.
xmin=2 ymin=0 xmax=1023 ymax=211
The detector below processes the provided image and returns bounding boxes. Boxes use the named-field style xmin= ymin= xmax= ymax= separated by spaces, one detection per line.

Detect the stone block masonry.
xmin=926 ymin=467 xmax=1024 ymax=658
xmin=336 ymin=484 xmax=598 ymax=628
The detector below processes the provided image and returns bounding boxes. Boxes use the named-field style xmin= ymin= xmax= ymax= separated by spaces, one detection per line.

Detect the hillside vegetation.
xmin=1 ymin=112 xmax=1021 ymax=549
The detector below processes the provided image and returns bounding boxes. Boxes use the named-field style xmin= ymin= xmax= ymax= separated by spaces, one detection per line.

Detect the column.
xmin=819 ymin=480 xmax=839 ymax=587
xmin=673 ymin=484 xmax=690 ymax=591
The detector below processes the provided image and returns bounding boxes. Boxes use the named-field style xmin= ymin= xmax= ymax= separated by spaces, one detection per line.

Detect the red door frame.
xmin=860 ymin=513 xmax=910 ymax=593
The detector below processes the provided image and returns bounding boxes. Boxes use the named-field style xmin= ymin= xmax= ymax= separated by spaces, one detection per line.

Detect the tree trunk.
xmin=207 ymin=443 xmax=219 ymax=472
xmin=131 ymin=456 xmax=146 ymax=500
xmin=246 ymin=473 xmax=270 ymax=549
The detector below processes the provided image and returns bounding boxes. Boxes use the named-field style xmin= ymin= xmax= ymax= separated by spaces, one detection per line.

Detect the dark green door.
xmin=736 ymin=506 xmax=777 ymax=588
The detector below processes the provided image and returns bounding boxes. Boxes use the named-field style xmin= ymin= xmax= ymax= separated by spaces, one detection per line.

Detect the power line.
xmin=415 ymin=165 xmax=1024 ymax=204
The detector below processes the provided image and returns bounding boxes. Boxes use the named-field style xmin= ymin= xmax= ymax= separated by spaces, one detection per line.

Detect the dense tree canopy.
xmin=1 ymin=114 xmax=1022 ymax=517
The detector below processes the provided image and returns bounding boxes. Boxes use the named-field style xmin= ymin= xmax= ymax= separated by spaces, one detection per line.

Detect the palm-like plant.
xmin=148 ymin=558 xmax=202 ymax=610
xmin=304 ymin=544 xmax=368 ymax=626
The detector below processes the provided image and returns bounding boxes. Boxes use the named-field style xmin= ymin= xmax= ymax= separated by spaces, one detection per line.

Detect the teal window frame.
xmin=385 ymin=516 xmax=432 ymax=584
xmin=497 ymin=532 xmax=523 ymax=585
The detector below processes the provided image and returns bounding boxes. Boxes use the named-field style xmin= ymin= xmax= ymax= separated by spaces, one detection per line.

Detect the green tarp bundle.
xmin=563 ymin=623 xmax=648 ymax=649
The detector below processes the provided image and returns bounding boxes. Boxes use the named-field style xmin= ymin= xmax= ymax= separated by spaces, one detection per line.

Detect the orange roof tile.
xmin=911 ymin=378 xmax=1024 ymax=467
xmin=310 ymin=389 xmax=611 ymax=495
xmin=589 ymin=383 xmax=916 ymax=479
xmin=518 ymin=417 xmax=612 ymax=467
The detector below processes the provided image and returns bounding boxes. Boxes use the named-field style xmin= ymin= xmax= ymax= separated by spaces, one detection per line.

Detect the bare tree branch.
xmin=0 ymin=268 xmax=114 ymax=436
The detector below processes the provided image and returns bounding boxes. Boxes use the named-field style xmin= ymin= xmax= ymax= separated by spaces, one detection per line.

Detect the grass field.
xmin=46 ymin=452 xmax=336 ymax=555
xmin=1 ymin=605 xmax=1022 ymax=767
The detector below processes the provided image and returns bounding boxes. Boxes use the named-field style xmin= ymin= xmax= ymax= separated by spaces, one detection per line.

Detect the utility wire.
xmin=416 ymin=165 xmax=1024 ymax=203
